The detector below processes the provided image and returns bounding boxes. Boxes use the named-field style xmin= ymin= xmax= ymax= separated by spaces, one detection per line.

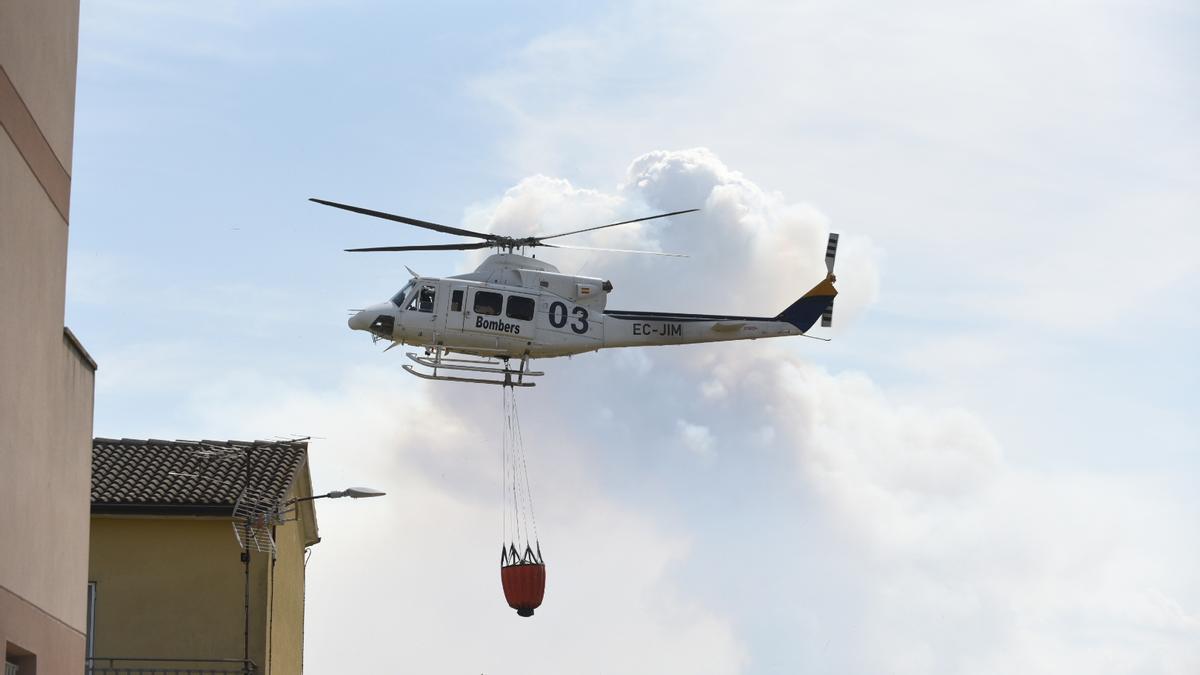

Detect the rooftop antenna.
xmin=232 ymin=486 xmax=279 ymax=557
xmin=177 ymin=441 xmax=282 ymax=558
xmin=179 ymin=439 xmax=289 ymax=672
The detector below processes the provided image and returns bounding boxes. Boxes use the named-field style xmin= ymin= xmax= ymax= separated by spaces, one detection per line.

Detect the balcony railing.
xmin=86 ymin=657 xmax=256 ymax=674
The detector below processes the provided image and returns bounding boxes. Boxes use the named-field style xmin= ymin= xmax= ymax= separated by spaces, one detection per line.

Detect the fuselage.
xmin=348 ymin=253 xmax=828 ymax=360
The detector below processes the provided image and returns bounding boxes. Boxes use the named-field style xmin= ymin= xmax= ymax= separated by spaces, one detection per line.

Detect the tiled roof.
xmin=92 ymin=438 xmax=308 ymax=512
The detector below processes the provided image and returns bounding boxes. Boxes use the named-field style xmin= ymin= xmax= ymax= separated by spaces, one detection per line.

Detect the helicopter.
xmin=314 ymin=198 xmax=840 ymax=387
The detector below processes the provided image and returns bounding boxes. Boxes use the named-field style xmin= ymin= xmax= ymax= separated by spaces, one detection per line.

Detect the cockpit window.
xmin=408 ymin=284 xmax=436 ymax=313
xmin=391 ymin=280 xmax=415 ymax=308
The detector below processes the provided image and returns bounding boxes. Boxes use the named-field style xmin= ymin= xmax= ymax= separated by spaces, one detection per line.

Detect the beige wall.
xmin=0 ymin=1 xmax=90 ymax=672
xmin=0 ymin=0 xmax=80 ymax=172
xmin=0 ymin=589 xmax=84 ymax=675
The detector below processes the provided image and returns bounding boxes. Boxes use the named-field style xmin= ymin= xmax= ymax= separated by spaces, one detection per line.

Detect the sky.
xmin=67 ymin=1 xmax=1198 ymax=673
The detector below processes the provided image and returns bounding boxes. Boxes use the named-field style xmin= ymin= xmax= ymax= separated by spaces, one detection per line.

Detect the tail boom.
xmin=600 ymin=271 xmax=838 ymax=349
xmin=600 ymin=311 xmax=801 ymax=349
xmin=597 ymin=231 xmax=840 ymax=349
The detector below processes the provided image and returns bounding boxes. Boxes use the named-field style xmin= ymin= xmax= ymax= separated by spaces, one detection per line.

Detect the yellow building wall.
xmin=268 ymin=506 xmax=308 ymax=674
xmin=88 ymin=517 xmax=267 ymax=667
xmin=89 ymin=509 xmax=313 ymax=673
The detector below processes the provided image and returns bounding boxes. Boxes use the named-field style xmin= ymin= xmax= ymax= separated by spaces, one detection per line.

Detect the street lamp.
xmin=240 ymin=485 xmax=384 ymax=670
xmin=287 ymin=486 xmax=386 ymax=505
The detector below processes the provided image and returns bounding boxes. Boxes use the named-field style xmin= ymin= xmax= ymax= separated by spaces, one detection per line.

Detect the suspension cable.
xmin=511 ymin=391 xmax=539 ymax=545
xmin=501 ymin=384 xmax=540 ymax=560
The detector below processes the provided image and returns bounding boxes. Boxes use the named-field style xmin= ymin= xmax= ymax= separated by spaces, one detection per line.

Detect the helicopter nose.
xmin=348 ymin=310 xmax=370 ymax=331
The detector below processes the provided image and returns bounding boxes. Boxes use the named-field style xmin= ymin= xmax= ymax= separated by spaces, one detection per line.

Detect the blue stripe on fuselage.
xmin=603 ymin=309 xmax=774 ymax=323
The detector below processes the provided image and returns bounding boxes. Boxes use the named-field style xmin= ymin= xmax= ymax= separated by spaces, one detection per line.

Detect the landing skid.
xmin=402 ymin=348 xmax=543 ymax=387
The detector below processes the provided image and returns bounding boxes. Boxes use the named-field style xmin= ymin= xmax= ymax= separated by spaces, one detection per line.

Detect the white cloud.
xmin=620 ymin=148 xmax=879 ymax=327
xmin=677 ymin=419 xmax=716 ymax=462
xmin=420 ymin=146 xmax=1196 ymax=672
xmin=469 ymin=0 xmax=1198 ymax=336
xmin=190 ymin=335 xmax=1198 ymax=674
xmin=461 ymin=148 xmax=879 ymax=330
xmin=457 ymin=18 xmax=1199 ymax=671
xmin=687 ymin=345 xmax=1200 ymax=673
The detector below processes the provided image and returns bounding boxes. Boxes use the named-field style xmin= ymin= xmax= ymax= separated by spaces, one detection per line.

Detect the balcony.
xmin=86 ymin=658 xmax=256 ymax=674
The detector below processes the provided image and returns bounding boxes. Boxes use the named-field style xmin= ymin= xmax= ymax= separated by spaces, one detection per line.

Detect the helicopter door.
xmin=463 ymin=289 xmax=536 ymax=344
xmin=464 ymin=288 xmax=505 ymax=338
xmin=401 ymin=281 xmax=439 ymax=342
xmin=500 ymin=293 xmax=537 ymax=342
xmin=445 ymin=285 xmax=468 ymax=332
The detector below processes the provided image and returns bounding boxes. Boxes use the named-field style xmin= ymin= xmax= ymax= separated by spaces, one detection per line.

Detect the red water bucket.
xmin=501 ymin=562 xmax=546 ymax=617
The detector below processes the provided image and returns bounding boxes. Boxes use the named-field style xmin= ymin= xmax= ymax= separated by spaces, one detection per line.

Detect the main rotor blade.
xmin=537 ymin=208 xmax=699 ymax=241
xmin=311 ymin=198 xmax=496 ymax=241
xmin=542 ymin=243 xmax=688 ymax=257
xmin=345 ymin=242 xmax=493 ymax=253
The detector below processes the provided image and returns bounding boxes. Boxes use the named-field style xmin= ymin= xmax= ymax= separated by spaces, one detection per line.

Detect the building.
xmin=88 ymin=439 xmax=320 ymax=675
xmin=0 ymin=1 xmax=94 ymax=674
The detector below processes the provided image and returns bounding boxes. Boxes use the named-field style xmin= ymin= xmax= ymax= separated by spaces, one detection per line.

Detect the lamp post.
xmin=242 ymin=485 xmax=385 ymax=673
xmin=286 ymin=486 xmax=386 ymax=505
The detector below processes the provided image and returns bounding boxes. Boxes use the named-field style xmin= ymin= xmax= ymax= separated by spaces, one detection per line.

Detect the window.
xmin=506 ymin=295 xmax=535 ymax=321
xmin=391 ymin=280 xmax=415 ymax=308
xmin=4 ymin=644 xmax=33 ymax=675
xmin=450 ymin=290 xmax=464 ymax=312
xmin=408 ymin=284 xmax=436 ymax=313
xmin=86 ymin=582 xmax=96 ymax=662
xmin=473 ymin=291 xmax=503 ymax=316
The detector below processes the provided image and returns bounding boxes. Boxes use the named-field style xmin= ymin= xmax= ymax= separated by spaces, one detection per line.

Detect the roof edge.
xmin=92 ymin=503 xmax=235 ymax=517
xmin=295 ymin=460 xmax=321 ymax=547
xmin=64 ymin=326 xmax=97 ymax=371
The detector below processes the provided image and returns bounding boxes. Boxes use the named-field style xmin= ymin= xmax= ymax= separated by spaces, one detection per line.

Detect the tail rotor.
xmin=820 ymin=233 xmax=838 ymax=328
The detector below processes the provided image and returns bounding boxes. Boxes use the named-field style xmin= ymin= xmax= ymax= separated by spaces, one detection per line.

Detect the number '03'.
xmin=549 ymin=301 xmax=589 ymax=334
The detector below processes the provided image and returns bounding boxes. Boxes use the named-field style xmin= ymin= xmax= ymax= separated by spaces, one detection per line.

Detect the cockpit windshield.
xmin=391 ymin=280 xmax=416 ymax=308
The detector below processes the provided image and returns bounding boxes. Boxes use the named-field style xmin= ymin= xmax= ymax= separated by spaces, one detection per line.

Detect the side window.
xmin=506 ymin=295 xmax=535 ymax=321
xmin=86 ymin=582 xmax=96 ymax=661
xmin=450 ymin=290 xmax=464 ymax=312
xmin=408 ymin=284 xmax=436 ymax=313
xmin=473 ymin=291 xmax=502 ymax=316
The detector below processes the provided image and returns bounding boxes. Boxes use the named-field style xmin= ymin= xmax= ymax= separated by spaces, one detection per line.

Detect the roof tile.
xmin=92 ymin=438 xmax=307 ymax=509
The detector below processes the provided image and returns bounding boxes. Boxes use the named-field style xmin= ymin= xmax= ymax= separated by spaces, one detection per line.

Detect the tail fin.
xmin=776 ymin=232 xmax=839 ymax=332
xmin=775 ymin=278 xmax=837 ymax=331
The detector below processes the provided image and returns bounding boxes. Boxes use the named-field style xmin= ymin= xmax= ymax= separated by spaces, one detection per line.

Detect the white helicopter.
xmin=315 ymin=198 xmax=840 ymax=387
